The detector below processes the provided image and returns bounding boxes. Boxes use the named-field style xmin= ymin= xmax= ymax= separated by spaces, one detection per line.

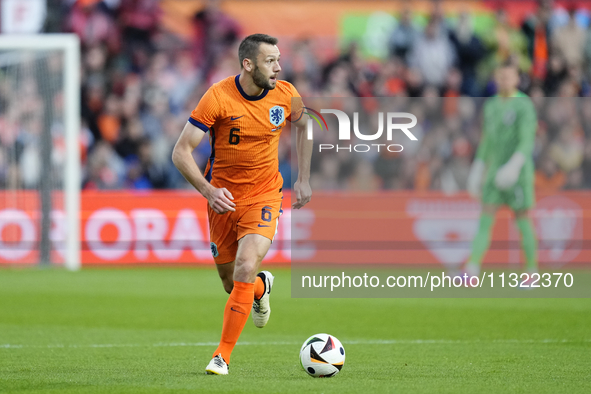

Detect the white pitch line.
xmin=1 ymin=338 xmax=590 ymax=349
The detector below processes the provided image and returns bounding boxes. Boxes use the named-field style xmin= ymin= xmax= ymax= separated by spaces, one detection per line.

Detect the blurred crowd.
xmin=305 ymin=0 xmax=591 ymax=193
xmin=2 ymin=0 xmax=591 ymax=193
xmin=307 ymin=95 xmax=591 ymax=194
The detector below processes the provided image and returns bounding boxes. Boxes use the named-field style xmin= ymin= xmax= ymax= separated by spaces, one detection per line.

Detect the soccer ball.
xmin=299 ymin=333 xmax=345 ymax=378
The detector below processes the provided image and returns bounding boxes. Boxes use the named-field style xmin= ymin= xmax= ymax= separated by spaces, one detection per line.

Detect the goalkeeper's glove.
xmin=467 ymin=159 xmax=486 ymax=199
xmin=494 ymin=152 xmax=525 ymax=190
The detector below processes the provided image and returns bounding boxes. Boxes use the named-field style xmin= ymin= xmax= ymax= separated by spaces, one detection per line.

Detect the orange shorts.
xmin=207 ymin=197 xmax=283 ymax=264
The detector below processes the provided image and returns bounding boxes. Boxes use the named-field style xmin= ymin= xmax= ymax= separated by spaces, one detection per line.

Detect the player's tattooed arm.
xmin=291 ymin=108 xmax=313 ymax=209
xmin=172 ymin=122 xmax=236 ymax=214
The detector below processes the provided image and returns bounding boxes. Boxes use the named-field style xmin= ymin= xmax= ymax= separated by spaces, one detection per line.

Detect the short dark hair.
xmin=238 ymin=34 xmax=278 ymax=68
xmin=498 ymin=58 xmax=518 ymax=70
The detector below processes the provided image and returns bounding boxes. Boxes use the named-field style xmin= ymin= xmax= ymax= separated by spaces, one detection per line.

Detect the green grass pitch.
xmin=1 ymin=267 xmax=590 ymax=393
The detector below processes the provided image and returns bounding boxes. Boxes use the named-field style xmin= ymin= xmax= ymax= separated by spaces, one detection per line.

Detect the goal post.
xmin=0 ymin=34 xmax=81 ymax=270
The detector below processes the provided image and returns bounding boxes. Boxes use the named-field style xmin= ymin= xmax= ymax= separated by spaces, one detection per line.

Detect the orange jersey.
xmin=189 ymin=75 xmax=303 ymax=206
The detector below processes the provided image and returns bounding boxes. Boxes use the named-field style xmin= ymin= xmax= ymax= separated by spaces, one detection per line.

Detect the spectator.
xmin=449 ymin=12 xmax=485 ymax=96
xmin=583 ymin=22 xmax=591 ymax=81
xmin=347 ymin=160 xmax=382 ymax=191
xmin=192 ymin=0 xmax=241 ymax=78
xmin=389 ymin=8 xmax=417 ymax=61
xmin=310 ymin=156 xmax=341 ymax=191
xmin=582 ymin=140 xmax=591 ymax=187
xmin=97 ymin=94 xmax=121 ymax=143
xmin=543 ymin=54 xmax=569 ymax=95
xmin=115 ymin=118 xmax=144 ymax=160
xmin=404 ymin=67 xmax=424 ymax=97
xmin=439 ymin=137 xmax=472 ymax=194
xmin=169 ymin=51 xmax=199 ymax=113
xmin=481 ymin=9 xmax=531 ymax=86
xmin=552 ymin=7 xmax=585 ymax=70
xmin=140 ymin=88 xmax=170 ymax=140
xmin=521 ymin=0 xmax=553 ymax=81
xmin=119 ymin=0 xmax=162 ymax=52
xmin=442 ymin=68 xmax=462 ymax=99
xmin=81 ymin=74 xmax=107 ymax=142
xmin=413 ymin=146 xmax=432 ymax=191
xmin=549 ymin=123 xmax=584 ymax=173
xmin=322 ymin=64 xmax=356 ymax=97
xmin=580 ymin=99 xmax=591 ymax=137
xmin=408 ymin=17 xmax=455 ymax=89
xmin=374 ymin=58 xmax=407 ymax=96
xmin=64 ymin=0 xmax=120 ymax=53
xmin=136 ymin=138 xmax=168 ymax=189
xmin=564 ymin=168 xmax=584 ymax=189
xmin=282 ymin=39 xmax=321 ymax=85
xmin=374 ymin=149 xmax=403 ymax=189
xmin=83 ymin=141 xmax=125 ymax=189
xmin=535 ymin=154 xmax=566 ymax=192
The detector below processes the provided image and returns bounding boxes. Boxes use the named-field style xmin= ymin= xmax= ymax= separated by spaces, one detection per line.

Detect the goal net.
xmin=0 ymin=34 xmax=80 ymax=270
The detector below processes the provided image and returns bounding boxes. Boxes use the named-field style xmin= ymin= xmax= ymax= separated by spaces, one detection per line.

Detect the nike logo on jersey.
xmin=231 ymin=115 xmax=244 ymax=120
xmin=258 ymin=224 xmax=270 ymax=227
xmin=230 ymin=307 xmax=246 ymax=315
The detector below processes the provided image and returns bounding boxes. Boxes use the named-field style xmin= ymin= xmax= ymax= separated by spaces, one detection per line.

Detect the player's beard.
xmin=252 ymin=63 xmax=276 ymax=90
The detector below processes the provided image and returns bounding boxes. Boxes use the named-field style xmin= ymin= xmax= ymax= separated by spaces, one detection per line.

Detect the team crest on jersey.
xmin=269 ymin=106 xmax=285 ymax=127
xmin=210 ymin=242 xmax=219 ymax=258
xmin=502 ymin=110 xmax=516 ymax=126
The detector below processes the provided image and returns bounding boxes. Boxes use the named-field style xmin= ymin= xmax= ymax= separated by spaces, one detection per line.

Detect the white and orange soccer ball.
xmin=299 ymin=333 xmax=345 ymax=378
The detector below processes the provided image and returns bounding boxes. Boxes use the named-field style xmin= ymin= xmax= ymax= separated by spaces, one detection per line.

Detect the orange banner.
xmin=0 ymin=191 xmax=589 ymax=267
xmin=0 ymin=191 xmax=291 ymax=265
xmin=294 ymin=192 xmax=589 ymax=268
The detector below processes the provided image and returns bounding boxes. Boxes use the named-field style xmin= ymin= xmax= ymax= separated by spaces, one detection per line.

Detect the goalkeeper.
xmin=465 ymin=61 xmax=538 ymax=277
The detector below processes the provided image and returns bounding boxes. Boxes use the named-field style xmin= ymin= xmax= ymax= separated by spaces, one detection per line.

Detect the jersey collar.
xmin=495 ymin=90 xmax=521 ymax=98
xmin=235 ymin=74 xmax=268 ymax=101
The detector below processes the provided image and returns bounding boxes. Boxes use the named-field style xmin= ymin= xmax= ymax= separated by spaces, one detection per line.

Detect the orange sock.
xmin=213 ymin=281 xmax=254 ymax=364
xmin=254 ymin=276 xmax=265 ymax=300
